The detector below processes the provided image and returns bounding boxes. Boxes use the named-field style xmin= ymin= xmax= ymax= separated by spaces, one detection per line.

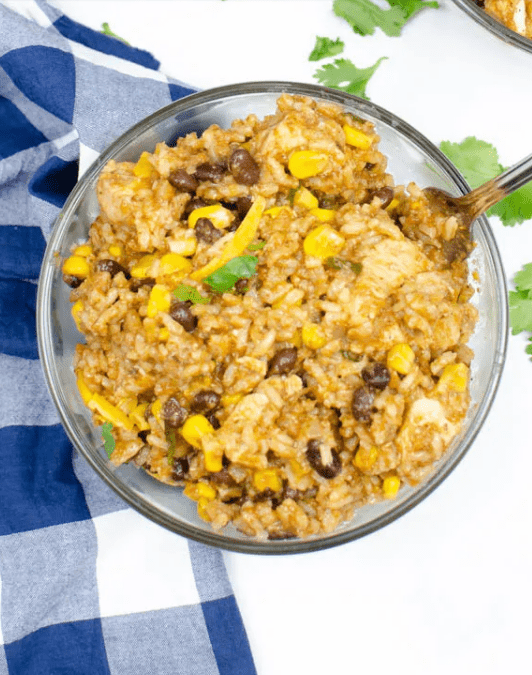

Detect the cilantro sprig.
xmin=333 ymin=0 xmax=439 ymax=38
xmin=173 ymin=283 xmax=210 ymax=305
xmin=309 ymin=36 xmax=345 ymax=61
xmin=439 ymin=137 xmax=532 ymax=226
xmin=100 ymin=22 xmax=130 ymax=44
xmin=101 ymin=422 xmax=115 ymax=458
xmin=314 ymin=57 xmax=387 ymax=100
xmin=204 ymin=255 xmax=258 ymax=293
xmin=509 ymin=263 xmax=532 ymax=359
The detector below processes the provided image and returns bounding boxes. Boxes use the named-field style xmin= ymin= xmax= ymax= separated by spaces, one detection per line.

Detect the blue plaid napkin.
xmin=0 ymin=2 xmax=256 ymax=673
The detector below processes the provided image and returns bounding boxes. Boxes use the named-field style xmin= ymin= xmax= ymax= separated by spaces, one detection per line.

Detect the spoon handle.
xmin=493 ymin=151 xmax=532 ymax=195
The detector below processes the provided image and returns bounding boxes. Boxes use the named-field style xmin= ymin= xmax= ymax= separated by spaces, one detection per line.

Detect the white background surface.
xmin=53 ymin=2 xmax=532 ymax=674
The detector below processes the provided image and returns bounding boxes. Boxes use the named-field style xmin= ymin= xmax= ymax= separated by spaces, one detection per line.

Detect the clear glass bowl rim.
xmin=452 ymin=0 xmax=532 ymax=54
xmin=37 ymin=81 xmax=508 ymax=554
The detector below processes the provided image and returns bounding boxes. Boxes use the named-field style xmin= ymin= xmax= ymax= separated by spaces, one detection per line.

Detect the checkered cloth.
xmin=0 ymin=2 xmax=256 ymax=673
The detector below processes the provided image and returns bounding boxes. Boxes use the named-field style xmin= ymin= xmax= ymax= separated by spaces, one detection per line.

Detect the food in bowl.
xmin=62 ymin=94 xmax=478 ymax=540
xmin=473 ymin=0 xmax=532 ymax=38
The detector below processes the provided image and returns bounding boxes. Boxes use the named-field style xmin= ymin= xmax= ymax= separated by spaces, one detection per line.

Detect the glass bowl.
xmin=37 ymin=82 xmax=508 ymax=554
xmin=452 ymin=0 xmax=532 ymax=54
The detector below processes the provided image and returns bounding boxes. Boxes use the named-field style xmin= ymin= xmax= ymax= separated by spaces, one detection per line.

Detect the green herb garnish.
xmin=100 ymin=22 xmax=130 ymax=44
xmin=342 ymin=350 xmax=363 ymax=362
xmin=509 ymin=264 xmax=532 ymax=358
xmin=313 ymin=57 xmax=387 ymax=100
xmin=333 ymin=0 xmax=438 ymax=38
xmin=204 ymin=255 xmax=258 ymax=293
xmin=166 ymin=430 xmax=177 ymax=464
xmin=173 ymin=284 xmax=210 ymax=304
xmin=309 ymin=36 xmax=345 ymax=61
xmin=248 ymin=241 xmax=267 ymax=251
xmin=439 ymin=137 xmax=532 ymax=226
xmin=101 ymin=422 xmax=115 ymax=457
xmin=326 ymin=257 xmax=362 ymax=274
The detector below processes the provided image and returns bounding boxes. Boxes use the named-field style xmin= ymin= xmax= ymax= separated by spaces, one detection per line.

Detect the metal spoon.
xmin=423 ymin=151 xmax=532 ymax=262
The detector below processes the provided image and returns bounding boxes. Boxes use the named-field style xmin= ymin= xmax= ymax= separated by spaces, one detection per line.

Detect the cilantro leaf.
xmin=204 ymin=255 xmax=258 ymax=293
xmin=101 ymin=422 xmax=115 ymax=458
xmin=173 ymin=284 xmax=210 ymax=304
xmin=248 ymin=240 xmax=266 ymax=251
xmin=325 ymin=257 xmax=363 ymax=274
xmin=314 ymin=57 xmax=387 ymax=100
xmin=333 ymin=0 xmax=438 ymax=38
xmin=166 ymin=430 xmax=177 ymax=464
xmin=514 ymin=263 xmax=532 ymax=292
xmin=439 ymin=137 xmax=532 ymax=226
xmin=439 ymin=137 xmax=503 ymax=189
xmin=309 ymin=36 xmax=345 ymax=61
xmin=101 ymin=22 xmax=130 ymax=44
xmin=488 ymin=181 xmax=532 ymax=226
xmin=509 ymin=289 xmax=532 ymax=335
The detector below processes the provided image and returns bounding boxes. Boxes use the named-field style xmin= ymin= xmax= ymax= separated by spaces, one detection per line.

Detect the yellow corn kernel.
xmin=158 ymin=327 xmax=170 ymax=341
xmin=130 ymin=254 xmax=157 ymax=279
xmin=150 ymin=398 xmax=163 ymax=424
xmin=387 ymin=343 xmax=415 ymax=375
xmin=129 ymin=402 xmax=150 ymax=431
xmin=117 ymin=396 xmax=138 ymax=415
xmin=169 ymin=236 xmax=197 ymax=257
xmin=73 ymin=244 xmax=92 ymax=257
xmin=343 ymin=124 xmax=372 ymax=150
xmin=264 ymin=205 xmax=291 ymax=218
xmin=184 ymin=481 xmax=217 ymax=502
xmin=253 ymin=469 xmax=283 ymax=493
xmin=191 ymin=196 xmax=265 ymax=281
xmin=288 ymin=150 xmax=329 ymax=179
xmin=197 ymin=497 xmax=212 ymax=521
xmin=89 ymin=393 xmax=134 ymax=430
xmin=354 ymin=445 xmax=378 ymax=472
xmin=386 ymin=198 xmax=399 ymax=212
xmin=188 ymin=203 xmax=233 ymax=230
xmin=303 ymin=224 xmax=345 ymax=259
xmin=133 ymin=151 xmax=155 ymax=178
xmin=437 ymin=363 xmax=469 ymax=393
xmin=302 ymin=323 xmax=327 ymax=349
xmin=310 ymin=207 xmax=335 ymax=223
xmin=147 ymin=284 xmax=171 ymax=318
xmin=293 ymin=186 xmax=319 ymax=210
xmin=203 ymin=448 xmax=223 ymax=473
xmin=62 ymin=255 xmax=90 ymax=279
xmin=382 ymin=475 xmax=401 ymax=499
xmin=158 ymin=253 xmax=192 ymax=277
xmin=181 ymin=414 xmax=215 ymax=449
xmin=108 ymin=244 xmax=123 ymax=257
xmin=76 ymin=375 xmax=93 ymax=405
xmin=71 ymin=300 xmax=84 ymax=330
xmin=221 ymin=393 xmax=243 ymax=408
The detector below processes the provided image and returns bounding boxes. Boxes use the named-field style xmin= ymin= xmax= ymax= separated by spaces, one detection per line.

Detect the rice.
xmin=63 ymin=94 xmax=478 ymax=540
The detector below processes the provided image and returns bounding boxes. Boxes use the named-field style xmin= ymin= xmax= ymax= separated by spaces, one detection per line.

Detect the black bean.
xmin=194 ymin=217 xmax=222 ymax=244
xmin=206 ymin=411 xmax=221 ymax=430
xmin=235 ymin=195 xmax=252 ymax=218
xmin=361 ymin=362 xmax=391 ymax=390
xmin=210 ymin=469 xmax=236 ymax=486
xmin=194 ymin=161 xmax=227 ymax=182
xmin=365 ymin=162 xmax=376 ymax=171
xmin=162 ymin=396 xmax=187 ymax=428
xmin=351 ymin=386 xmax=375 ymax=423
xmin=63 ymin=273 xmax=84 ymax=289
xmin=169 ymin=301 xmax=197 ymax=332
xmin=183 ymin=196 xmax=208 ymax=219
xmin=305 ymin=439 xmax=342 ymax=479
xmin=229 ymin=148 xmax=260 ymax=186
xmin=130 ymin=277 xmax=156 ymax=293
xmin=254 ymin=488 xmax=276 ymax=503
xmin=192 ymin=389 xmax=221 ymax=413
xmin=96 ymin=259 xmax=129 ymax=278
xmin=365 ymin=186 xmax=394 ymax=209
xmin=171 ymin=457 xmax=189 ymax=481
xmin=234 ymin=278 xmax=250 ymax=295
xmin=267 ymin=347 xmax=298 ymax=376
xmin=168 ymin=168 xmax=198 ymax=193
